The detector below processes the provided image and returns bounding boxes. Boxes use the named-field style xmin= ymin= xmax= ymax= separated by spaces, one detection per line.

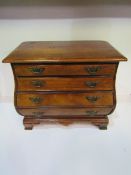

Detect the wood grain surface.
xmin=13 ymin=63 xmax=117 ymax=76
xmin=16 ymin=92 xmax=114 ymax=108
xmin=2 ymin=41 xmax=127 ymax=129
xmin=3 ymin=41 xmax=127 ymax=63
xmin=16 ymin=77 xmax=114 ymax=91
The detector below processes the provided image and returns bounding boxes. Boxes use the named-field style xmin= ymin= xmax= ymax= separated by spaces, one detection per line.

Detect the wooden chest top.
xmin=3 ymin=41 xmax=127 ymax=63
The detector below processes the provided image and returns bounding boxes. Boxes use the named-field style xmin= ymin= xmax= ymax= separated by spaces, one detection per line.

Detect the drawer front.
xmin=13 ymin=64 xmax=116 ymax=76
xmin=16 ymin=92 xmax=113 ymax=107
xmin=18 ymin=107 xmax=113 ymax=116
xmin=17 ymin=77 xmax=114 ymax=91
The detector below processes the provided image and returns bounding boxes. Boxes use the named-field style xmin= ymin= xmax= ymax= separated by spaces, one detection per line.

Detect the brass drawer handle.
xmin=28 ymin=67 xmax=45 ymax=74
xmin=86 ymin=96 xmax=100 ymax=103
xmin=85 ymin=81 xmax=98 ymax=88
xmin=85 ymin=66 xmax=101 ymax=74
xmin=33 ymin=112 xmax=45 ymax=115
xmin=29 ymin=97 xmax=43 ymax=104
xmin=31 ymin=80 xmax=45 ymax=87
xmin=86 ymin=110 xmax=97 ymax=116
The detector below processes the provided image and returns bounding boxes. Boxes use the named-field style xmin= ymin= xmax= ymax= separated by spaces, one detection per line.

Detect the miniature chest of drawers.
xmin=3 ymin=41 xmax=127 ymax=130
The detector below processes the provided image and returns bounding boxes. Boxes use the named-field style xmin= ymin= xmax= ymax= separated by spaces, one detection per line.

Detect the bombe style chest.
xmin=3 ymin=41 xmax=127 ymax=130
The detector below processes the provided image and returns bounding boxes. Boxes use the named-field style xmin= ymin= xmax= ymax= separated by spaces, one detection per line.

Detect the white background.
xmin=0 ymin=3 xmax=131 ymax=175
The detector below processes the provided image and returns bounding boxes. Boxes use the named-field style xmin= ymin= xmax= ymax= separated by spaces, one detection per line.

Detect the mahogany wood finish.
xmin=13 ymin=63 xmax=116 ymax=76
xmin=4 ymin=41 xmax=126 ymax=63
xmin=18 ymin=107 xmax=112 ymax=116
xmin=2 ymin=41 xmax=127 ymax=130
xmin=17 ymin=77 xmax=114 ymax=91
xmin=16 ymin=92 xmax=113 ymax=107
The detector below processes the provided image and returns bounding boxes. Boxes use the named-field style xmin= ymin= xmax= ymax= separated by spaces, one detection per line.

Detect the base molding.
xmin=23 ymin=116 xmax=109 ymax=130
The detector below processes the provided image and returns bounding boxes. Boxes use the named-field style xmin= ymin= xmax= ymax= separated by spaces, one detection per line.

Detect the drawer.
xmin=17 ymin=107 xmax=113 ymax=116
xmin=13 ymin=64 xmax=116 ymax=76
xmin=17 ymin=77 xmax=114 ymax=91
xmin=16 ymin=92 xmax=113 ymax=107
